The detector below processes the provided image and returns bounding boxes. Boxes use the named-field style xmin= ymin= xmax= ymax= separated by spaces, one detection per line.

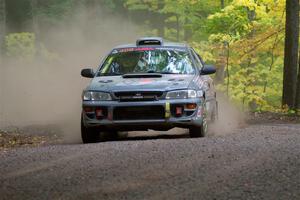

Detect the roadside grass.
xmin=0 ymin=129 xmax=61 ymax=152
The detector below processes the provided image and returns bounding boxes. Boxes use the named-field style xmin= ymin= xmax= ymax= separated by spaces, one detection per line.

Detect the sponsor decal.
xmin=116 ymin=47 xmax=186 ymax=53
xmin=118 ymin=47 xmax=155 ymax=52
xmin=140 ymin=79 xmax=152 ymax=84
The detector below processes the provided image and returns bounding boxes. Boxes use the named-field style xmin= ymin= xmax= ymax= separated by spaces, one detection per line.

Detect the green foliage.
xmin=1 ymin=0 xmax=292 ymax=112
xmin=124 ymin=0 xmax=222 ymax=41
xmin=5 ymin=32 xmax=59 ymax=61
xmin=207 ymin=5 xmax=251 ymax=40
xmin=205 ymin=0 xmax=286 ymax=111
xmin=35 ymin=0 xmax=75 ymax=24
xmin=5 ymin=33 xmax=36 ymax=60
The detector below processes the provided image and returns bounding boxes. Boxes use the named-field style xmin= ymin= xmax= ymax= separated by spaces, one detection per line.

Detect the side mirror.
xmin=201 ymin=65 xmax=216 ymax=75
xmin=81 ymin=68 xmax=95 ymax=78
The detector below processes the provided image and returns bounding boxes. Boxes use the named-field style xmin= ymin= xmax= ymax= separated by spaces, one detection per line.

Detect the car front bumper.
xmin=82 ymin=98 xmax=205 ymax=131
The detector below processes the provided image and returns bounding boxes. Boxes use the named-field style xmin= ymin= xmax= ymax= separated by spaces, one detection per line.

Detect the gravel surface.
xmin=0 ymin=123 xmax=300 ymax=200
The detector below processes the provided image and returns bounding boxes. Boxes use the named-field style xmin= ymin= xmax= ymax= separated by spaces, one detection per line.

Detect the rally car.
xmin=80 ymin=37 xmax=218 ymax=143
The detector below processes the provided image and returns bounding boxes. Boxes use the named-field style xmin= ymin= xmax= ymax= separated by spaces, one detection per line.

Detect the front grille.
xmin=113 ymin=106 xmax=165 ymax=120
xmin=114 ymin=91 xmax=163 ymax=102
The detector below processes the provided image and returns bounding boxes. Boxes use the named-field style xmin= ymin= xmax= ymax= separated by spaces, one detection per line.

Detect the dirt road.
xmin=0 ymin=123 xmax=300 ymax=200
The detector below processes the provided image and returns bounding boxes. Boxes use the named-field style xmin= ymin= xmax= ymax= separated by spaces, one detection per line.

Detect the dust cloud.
xmin=0 ymin=5 xmax=139 ymax=142
xmin=0 ymin=5 xmax=244 ymax=142
xmin=210 ymin=93 xmax=245 ymax=136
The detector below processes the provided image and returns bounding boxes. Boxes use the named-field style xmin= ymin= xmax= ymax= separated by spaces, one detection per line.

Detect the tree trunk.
xmin=157 ymin=1 xmax=165 ymax=38
xmin=183 ymin=7 xmax=192 ymax=42
xmin=263 ymin=34 xmax=280 ymax=93
xmin=225 ymin=42 xmax=230 ymax=96
xmin=183 ymin=22 xmax=192 ymax=42
xmin=215 ymin=0 xmax=226 ymax=84
xmin=294 ymin=1 xmax=300 ymax=113
xmin=30 ymin=0 xmax=39 ymax=38
xmin=176 ymin=14 xmax=179 ymax=42
xmin=183 ymin=18 xmax=192 ymax=41
xmin=0 ymin=0 xmax=5 ymax=128
xmin=0 ymin=0 xmax=6 ymax=57
xmin=296 ymin=50 xmax=300 ymax=112
xmin=282 ymin=0 xmax=299 ymax=109
xmin=221 ymin=0 xmax=225 ymax=8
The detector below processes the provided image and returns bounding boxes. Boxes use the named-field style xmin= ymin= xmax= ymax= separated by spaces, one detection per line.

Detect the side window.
xmin=190 ymin=48 xmax=204 ymax=70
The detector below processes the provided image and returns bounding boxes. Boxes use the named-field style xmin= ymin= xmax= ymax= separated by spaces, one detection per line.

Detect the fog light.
xmin=186 ymin=103 xmax=197 ymax=110
xmin=84 ymin=107 xmax=93 ymax=113
xmin=108 ymin=111 xmax=113 ymax=121
xmin=176 ymin=107 xmax=183 ymax=116
xmin=96 ymin=108 xmax=104 ymax=119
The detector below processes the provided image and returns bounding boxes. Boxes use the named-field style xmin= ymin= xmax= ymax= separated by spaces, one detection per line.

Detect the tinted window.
xmin=98 ymin=48 xmax=195 ymax=76
xmin=190 ymin=48 xmax=204 ymax=69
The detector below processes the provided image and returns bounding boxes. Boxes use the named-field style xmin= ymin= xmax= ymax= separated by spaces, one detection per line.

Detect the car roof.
xmin=113 ymin=37 xmax=189 ymax=50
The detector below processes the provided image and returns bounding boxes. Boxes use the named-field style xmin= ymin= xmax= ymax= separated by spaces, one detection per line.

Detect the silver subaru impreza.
xmin=80 ymin=37 xmax=217 ymax=143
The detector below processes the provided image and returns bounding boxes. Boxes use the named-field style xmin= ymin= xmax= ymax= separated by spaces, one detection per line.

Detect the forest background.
xmin=0 ymin=0 xmax=299 ymax=117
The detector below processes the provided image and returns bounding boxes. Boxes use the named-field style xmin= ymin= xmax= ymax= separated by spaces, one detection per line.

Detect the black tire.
xmin=81 ymin=117 xmax=100 ymax=143
xmin=189 ymin=124 xmax=207 ymax=138
xmin=103 ymin=130 xmax=119 ymax=141
xmin=189 ymin=108 xmax=208 ymax=137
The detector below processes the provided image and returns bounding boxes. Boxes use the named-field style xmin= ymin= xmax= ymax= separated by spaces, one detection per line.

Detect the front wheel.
xmin=81 ymin=117 xmax=100 ymax=143
xmin=189 ymin=124 xmax=207 ymax=138
xmin=102 ymin=130 xmax=119 ymax=141
xmin=189 ymin=114 xmax=208 ymax=138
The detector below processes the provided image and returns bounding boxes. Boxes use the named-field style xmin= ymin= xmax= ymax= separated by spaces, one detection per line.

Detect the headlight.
xmin=82 ymin=91 xmax=112 ymax=101
xmin=166 ymin=89 xmax=202 ymax=99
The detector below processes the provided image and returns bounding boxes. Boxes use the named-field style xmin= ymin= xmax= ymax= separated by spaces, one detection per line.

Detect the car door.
xmin=190 ymin=48 xmax=216 ymax=118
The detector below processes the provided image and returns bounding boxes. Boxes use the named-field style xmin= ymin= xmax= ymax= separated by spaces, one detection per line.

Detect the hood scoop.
xmin=168 ymin=78 xmax=185 ymax=82
xmin=122 ymin=73 xmax=162 ymax=78
xmin=98 ymin=80 xmax=113 ymax=83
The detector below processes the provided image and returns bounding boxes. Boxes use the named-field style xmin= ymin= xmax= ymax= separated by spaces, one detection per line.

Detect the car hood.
xmin=87 ymin=75 xmax=195 ymax=92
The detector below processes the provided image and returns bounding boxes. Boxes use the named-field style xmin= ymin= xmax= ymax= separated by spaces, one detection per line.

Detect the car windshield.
xmin=98 ymin=47 xmax=195 ymax=76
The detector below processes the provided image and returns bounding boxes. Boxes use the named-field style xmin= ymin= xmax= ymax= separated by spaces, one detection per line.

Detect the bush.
xmin=5 ymin=33 xmax=36 ymax=60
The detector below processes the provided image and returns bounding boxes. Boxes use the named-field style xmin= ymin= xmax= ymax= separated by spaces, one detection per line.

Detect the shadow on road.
xmin=101 ymin=128 xmax=190 ymax=143
xmin=116 ymin=133 xmax=190 ymax=142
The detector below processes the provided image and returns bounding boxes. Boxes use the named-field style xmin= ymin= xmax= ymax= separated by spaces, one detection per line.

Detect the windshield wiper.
xmin=147 ymin=70 xmax=180 ymax=74
xmin=98 ymin=72 xmax=123 ymax=76
xmin=147 ymin=70 xmax=157 ymax=73
xmin=122 ymin=73 xmax=162 ymax=78
xmin=160 ymin=72 xmax=181 ymax=74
